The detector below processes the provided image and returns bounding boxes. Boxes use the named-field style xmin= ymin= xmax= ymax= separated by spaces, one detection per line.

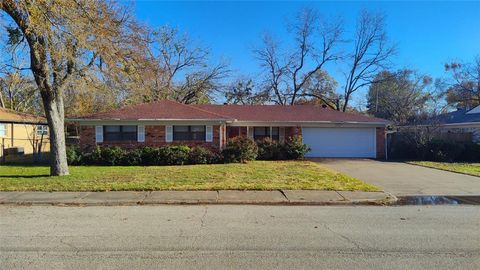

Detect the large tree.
xmin=342 ymin=10 xmax=396 ymax=112
xmin=254 ymin=8 xmax=343 ymax=105
xmin=0 ymin=0 xmax=148 ymax=175
xmin=444 ymin=56 xmax=480 ymax=109
xmin=367 ymin=70 xmax=431 ymax=125
xmin=145 ymin=26 xmax=228 ymax=104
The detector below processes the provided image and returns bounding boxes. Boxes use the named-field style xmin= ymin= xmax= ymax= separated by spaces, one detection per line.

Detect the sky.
xmin=131 ymin=1 xmax=480 ymax=107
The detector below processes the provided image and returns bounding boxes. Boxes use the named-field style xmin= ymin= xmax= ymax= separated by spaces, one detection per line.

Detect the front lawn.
xmin=0 ymin=161 xmax=379 ymax=192
xmin=409 ymin=161 xmax=480 ymax=177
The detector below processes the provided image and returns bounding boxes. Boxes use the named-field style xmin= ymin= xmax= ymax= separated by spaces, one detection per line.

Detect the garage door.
xmin=302 ymin=127 xmax=376 ymax=158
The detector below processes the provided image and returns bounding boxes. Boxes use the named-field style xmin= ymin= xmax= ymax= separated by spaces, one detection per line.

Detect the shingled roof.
xmin=80 ymin=100 xmax=231 ymax=121
xmin=0 ymin=108 xmax=47 ymax=124
xmin=424 ymin=107 xmax=480 ymax=125
xmin=75 ymin=100 xmax=387 ymax=124
xmin=194 ymin=104 xmax=388 ymax=123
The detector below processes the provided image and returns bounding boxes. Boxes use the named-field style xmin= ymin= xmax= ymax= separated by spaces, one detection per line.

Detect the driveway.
xmin=315 ymin=159 xmax=480 ymax=196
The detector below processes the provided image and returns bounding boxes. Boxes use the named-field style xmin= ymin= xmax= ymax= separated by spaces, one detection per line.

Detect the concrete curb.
xmin=0 ymin=190 xmax=397 ymax=206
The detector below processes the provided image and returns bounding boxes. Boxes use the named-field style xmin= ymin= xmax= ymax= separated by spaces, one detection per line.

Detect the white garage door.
xmin=302 ymin=127 xmax=376 ymax=158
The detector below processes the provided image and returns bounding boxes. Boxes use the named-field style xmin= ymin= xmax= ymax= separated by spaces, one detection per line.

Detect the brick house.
xmin=70 ymin=100 xmax=389 ymax=159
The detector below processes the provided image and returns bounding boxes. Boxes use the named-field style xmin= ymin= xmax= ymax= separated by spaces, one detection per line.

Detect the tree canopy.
xmin=367 ymin=70 xmax=432 ymax=125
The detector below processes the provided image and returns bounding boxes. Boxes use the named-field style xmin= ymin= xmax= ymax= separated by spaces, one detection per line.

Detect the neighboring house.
xmin=420 ymin=105 xmax=480 ymax=142
xmin=70 ymin=100 xmax=389 ymax=159
xmin=0 ymin=108 xmax=50 ymax=156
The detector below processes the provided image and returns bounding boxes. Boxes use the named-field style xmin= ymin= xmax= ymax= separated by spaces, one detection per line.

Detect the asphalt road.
xmin=1 ymin=205 xmax=479 ymax=270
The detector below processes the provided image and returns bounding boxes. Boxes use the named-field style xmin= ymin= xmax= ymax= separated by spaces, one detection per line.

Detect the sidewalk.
xmin=0 ymin=190 xmax=396 ymax=206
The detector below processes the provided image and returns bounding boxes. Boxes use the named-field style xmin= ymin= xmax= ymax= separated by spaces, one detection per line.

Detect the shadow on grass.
xmin=0 ymin=174 xmax=50 ymax=178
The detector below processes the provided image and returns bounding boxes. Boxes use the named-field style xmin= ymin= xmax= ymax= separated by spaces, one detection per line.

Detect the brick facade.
xmin=376 ymin=127 xmax=386 ymax=159
xmin=80 ymin=124 xmax=386 ymax=159
xmin=285 ymin=126 xmax=302 ymax=138
xmin=79 ymin=125 xmax=221 ymax=151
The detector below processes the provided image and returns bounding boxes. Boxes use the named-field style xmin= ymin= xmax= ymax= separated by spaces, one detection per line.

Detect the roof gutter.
xmin=228 ymin=120 xmax=388 ymax=127
xmin=0 ymin=120 xmax=48 ymax=125
xmin=68 ymin=118 xmax=234 ymax=122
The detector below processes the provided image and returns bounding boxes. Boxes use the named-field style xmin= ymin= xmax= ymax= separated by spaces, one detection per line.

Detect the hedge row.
xmin=67 ymin=136 xmax=310 ymax=166
xmin=389 ymin=139 xmax=480 ymax=162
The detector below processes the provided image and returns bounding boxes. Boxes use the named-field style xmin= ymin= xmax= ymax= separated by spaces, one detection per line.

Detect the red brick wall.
xmin=79 ymin=126 xmax=96 ymax=151
xmin=285 ymin=126 xmax=302 ymax=138
xmin=376 ymin=127 xmax=386 ymax=159
xmin=79 ymin=125 xmax=221 ymax=151
xmin=227 ymin=126 xmax=240 ymax=138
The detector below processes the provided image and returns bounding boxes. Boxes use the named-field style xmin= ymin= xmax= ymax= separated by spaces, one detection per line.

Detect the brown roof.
xmin=0 ymin=108 xmax=47 ymax=124
xmin=194 ymin=104 xmax=388 ymax=123
xmin=80 ymin=100 xmax=231 ymax=120
xmin=75 ymin=100 xmax=387 ymax=124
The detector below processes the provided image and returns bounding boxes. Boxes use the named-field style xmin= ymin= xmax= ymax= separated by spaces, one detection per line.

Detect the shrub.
xmin=99 ymin=146 xmax=127 ymax=165
xmin=389 ymin=133 xmax=480 ymax=162
xmin=256 ymin=137 xmax=284 ymax=160
xmin=424 ymin=140 xmax=464 ymax=162
xmin=140 ymin=147 xmax=162 ymax=165
xmin=283 ymin=136 xmax=310 ymax=160
xmin=222 ymin=136 xmax=258 ymax=163
xmin=66 ymin=146 xmax=82 ymax=165
xmin=121 ymin=148 xmax=143 ymax=166
xmin=158 ymin=145 xmax=191 ymax=165
xmin=81 ymin=146 xmax=103 ymax=165
xmin=189 ymin=146 xmax=218 ymax=164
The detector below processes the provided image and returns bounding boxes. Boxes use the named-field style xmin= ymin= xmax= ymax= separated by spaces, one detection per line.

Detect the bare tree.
xmin=444 ymin=56 xmax=480 ymax=108
xmin=224 ymin=79 xmax=269 ymax=105
xmin=342 ymin=10 xmax=396 ymax=112
xmin=254 ymin=8 xmax=343 ymax=105
xmin=148 ymin=26 xmax=229 ymax=104
xmin=1 ymin=0 xmax=149 ymax=175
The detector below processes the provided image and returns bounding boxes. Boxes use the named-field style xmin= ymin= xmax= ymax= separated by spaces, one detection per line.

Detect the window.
xmin=36 ymin=125 xmax=48 ymax=136
xmin=254 ymin=127 xmax=279 ymax=141
xmin=0 ymin=123 xmax=6 ymax=137
xmin=103 ymin=125 xmax=137 ymax=141
xmin=173 ymin=125 xmax=205 ymax=141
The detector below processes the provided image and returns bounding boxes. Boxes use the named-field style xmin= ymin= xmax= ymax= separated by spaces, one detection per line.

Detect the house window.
xmin=0 ymin=123 xmax=6 ymax=137
xmin=254 ymin=127 xmax=279 ymax=141
xmin=173 ymin=125 xmax=205 ymax=141
xmin=36 ymin=125 xmax=48 ymax=136
xmin=103 ymin=125 xmax=137 ymax=142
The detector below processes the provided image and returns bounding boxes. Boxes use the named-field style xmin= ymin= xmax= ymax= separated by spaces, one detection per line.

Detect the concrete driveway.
xmin=315 ymin=159 xmax=480 ymax=196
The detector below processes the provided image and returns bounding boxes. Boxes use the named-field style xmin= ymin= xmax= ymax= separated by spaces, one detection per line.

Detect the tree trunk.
xmin=43 ymin=95 xmax=69 ymax=176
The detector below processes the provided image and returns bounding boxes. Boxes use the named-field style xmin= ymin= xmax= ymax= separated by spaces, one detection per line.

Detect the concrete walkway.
xmin=317 ymin=158 xmax=480 ymax=196
xmin=0 ymin=190 xmax=394 ymax=206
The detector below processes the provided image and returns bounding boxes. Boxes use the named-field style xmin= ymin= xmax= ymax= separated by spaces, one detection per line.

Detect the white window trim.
xmin=206 ymin=125 xmax=213 ymax=142
xmin=137 ymin=125 xmax=145 ymax=142
xmin=36 ymin=125 xmax=48 ymax=136
xmin=95 ymin=125 xmax=103 ymax=143
xmin=165 ymin=125 xmax=173 ymax=142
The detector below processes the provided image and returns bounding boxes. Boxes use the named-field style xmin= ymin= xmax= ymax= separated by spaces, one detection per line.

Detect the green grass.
xmin=409 ymin=161 xmax=480 ymax=177
xmin=0 ymin=161 xmax=379 ymax=192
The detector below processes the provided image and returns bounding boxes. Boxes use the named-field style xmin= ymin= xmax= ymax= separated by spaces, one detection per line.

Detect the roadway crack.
xmin=323 ymin=224 xmax=363 ymax=252
xmin=192 ymin=206 xmax=208 ymax=247
xmin=199 ymin=205 xmax=208 ymax=228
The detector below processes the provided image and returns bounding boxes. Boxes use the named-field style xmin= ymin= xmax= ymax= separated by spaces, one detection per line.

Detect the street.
xmin=1 ymin=205 xmax=479 ymax=269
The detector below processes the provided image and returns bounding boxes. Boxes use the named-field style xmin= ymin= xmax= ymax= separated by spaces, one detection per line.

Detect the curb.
xmin=0 ymin=190 xmax=397 ymax=207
